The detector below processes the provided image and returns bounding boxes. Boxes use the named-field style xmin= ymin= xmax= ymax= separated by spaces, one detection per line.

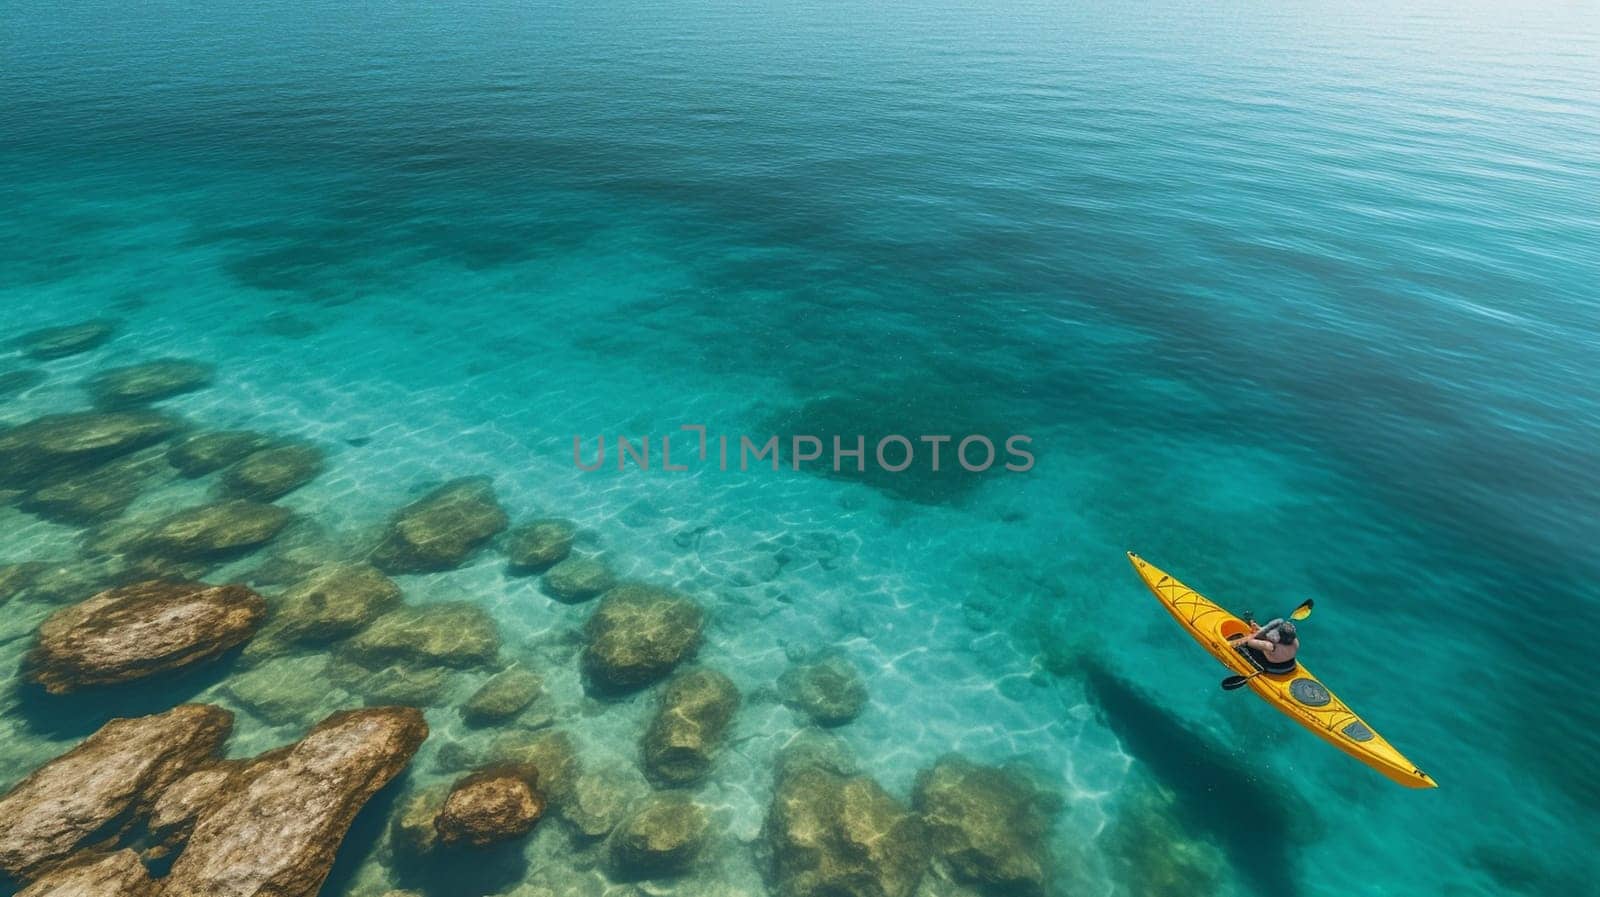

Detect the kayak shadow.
xmin=1081 ymin=657 xmax=1310 ymax=897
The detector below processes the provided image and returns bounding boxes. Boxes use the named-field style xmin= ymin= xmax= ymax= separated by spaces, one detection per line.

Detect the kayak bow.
xmin=1127 ymin=552 xmax=1437 ymax=789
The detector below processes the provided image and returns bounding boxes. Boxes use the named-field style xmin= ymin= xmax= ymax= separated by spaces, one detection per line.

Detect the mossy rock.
xmin=609 ymin=793 xmax=709 ymax=878
xmin=581 ymin=584 xmax=704 ymax=693
xmin=327 ymin=656 xmax=455 ymax=707
xmin=19 ymin=451 xmax=167 ymax=525
xmin=268 ymin=562 xmax=403 ymax=645
xmin=562 ymin=768 xmax=645 ymax=840
xmin=505 ymin=519 xmax=576 ymax=574
xmin=774 ymin=731 xmax=861 ymax=780
xmin=222 ymin=654 xmax=340 ymax=726
xmin=1 ymin=560 xmax=117 ymax=606
xmin=16 ymin=319 xmax=117 ymax=359
xmin=370 ymin=477 xmax=508 ymax=573
xmin=392 ymin=784 xmax=451 ymax=854
xmin=641 ymin=667 xmax=740 ymax=785
xmin=245 ymin=518 xmax=364 ymax=586
xmin=540 ymin=555 xmax=614 ymax=603
xmin=779 ymin=652 xmax=869 ymax=727
xmin=461 ymin=666 xmax=544 ymax=727
xmin=219 ymin=443 xmax=325 ymax=501
xmin=344 ymin=602 xmax=501 ymax=669
xmin=912 ymin=756 xmax=1062 ymax=896
xmin=87 ymin=359 xmax=214 ymax=407
xmin=0 ymin=410 xmax=181 ymax=487
xmin=138 ymin=500 xmax=292 ymax=560
xmin=168 ymin=430 xmax=273 ymax=477
xmin=484 ymin=730 xmax=580 ymax=806
xmin=1105 ymin=779 xmax=1224 ymax=897
xmin=768 ymin=765 xmax=930 ymax=897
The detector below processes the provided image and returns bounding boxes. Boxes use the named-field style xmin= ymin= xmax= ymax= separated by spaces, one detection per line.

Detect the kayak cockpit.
xmin=1220 ymin=618 xmax=1300 ymax=675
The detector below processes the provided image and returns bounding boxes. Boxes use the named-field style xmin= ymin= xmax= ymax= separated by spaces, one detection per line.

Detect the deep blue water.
xmin=2 ymin=2 xmax=1598 ymax=896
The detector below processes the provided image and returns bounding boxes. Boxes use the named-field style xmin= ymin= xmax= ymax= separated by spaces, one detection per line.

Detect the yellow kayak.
xmin=1127 ymin=552 xmax=1437 ymax=789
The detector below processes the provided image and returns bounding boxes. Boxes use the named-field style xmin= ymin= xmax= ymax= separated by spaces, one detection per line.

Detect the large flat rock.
xmin=160 ymin=706 xmax=428 ymax=897
xmin=28 ymin=581 xmax=267 ymax=694
xmin=0 ymin=704 xmax=232 ymax=881
xmin=15 ymin=849 xmax=153 ymax=897
xmin=0 ymin=411 xmax=180 ymax=488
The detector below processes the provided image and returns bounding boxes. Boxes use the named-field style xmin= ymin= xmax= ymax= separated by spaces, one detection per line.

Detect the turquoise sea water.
xmin=2 ymin=1 xmax=1598 ymax=895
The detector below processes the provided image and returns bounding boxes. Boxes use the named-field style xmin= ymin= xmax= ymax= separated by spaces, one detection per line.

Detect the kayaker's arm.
xmin=1227 ymin=616 xmax=1284 ymax=650
xmin=1229 ymin=635 xmax=1276 ymax=652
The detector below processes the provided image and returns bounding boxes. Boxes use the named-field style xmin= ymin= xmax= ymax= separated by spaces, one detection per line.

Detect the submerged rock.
xmin=0 ymin=704 xmax=232 ymax=881
xmin=137 ymin=499 xmax=291 ymax=560
xmin=28 ymin=581 xmax=267 ymax=694
xmin=219 ymin=443 xmax=325 ymax=501
xmin=79 ymin=515 xmax=154 ymax=557
xmin=19 ymin=451 xmax=167 ymax=525
xmin=462 ymin=666 xmax=543 ymax=727
xmin=641 ymin=667 xmax=740 ymax=786
xmin=222 ymin=654 xmax=340 ymax=726
xmin=145 ymin=761 xmax=248 ymax=857
xmin=562 ymin=767 xmax=646 ymax=840
xmin=0 ymin=561 xmax=117 ymax=607
xmin=160 ymin=707 xmax=429 ymax=897
xmin=0 ymin=411 xmax=180 ymax=487
xmin=581 ymin=584 xmax=704 ymax=693
xmin=391 ymin=784 xmax=451 ymax=854
xmin=370 ymin=477 xmax=508 ymax=573
xmin=16 ymin=320 xmax=117 ymax=360
xmin=167 ymin=430 xmax=273 ymax=477
xmin=767 ymin=764 xmax=929 ymax=897
xmin=912 ymin=757 xmax=1061 ymax=897
xmin=609 ymin=793 xmax=709 ymax=878
xmin=344 ymin=602 xmax=501 ymax=669
xmin=1105 ymin=779 xmax=1224 ymax=897
xmin=774 ymin=731 xmax=861 ymax=780
xmin=505 ymin=519 xmax=576 ymax=574
xmin=435 ymin=765 xmax=545 ymax=848
xmin=86 ymin=359 xmax=213 ymax=408
xmin=779 ymin=653 xmax=870 ymax=727
xmin=482 ymin=730 xmax=581 ymax=807
xmin=245 ymin=518 xmax=366 ymax=586
xmin=268 ymin=562 xmax=403 ymax=646
xmin=327 ymin=656 xmax=455 ymax=707
xmin=14 ymin=849 xmax=153 ymax=897
xmin=541 ymin=555 xmax=614 ymax=603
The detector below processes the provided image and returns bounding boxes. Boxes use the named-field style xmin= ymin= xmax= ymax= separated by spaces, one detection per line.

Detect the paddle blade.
xmin=1290 ymin=599 xmax=1315 ymax=621
xmin=1221 ymin=675 xmax=1251 ymax=690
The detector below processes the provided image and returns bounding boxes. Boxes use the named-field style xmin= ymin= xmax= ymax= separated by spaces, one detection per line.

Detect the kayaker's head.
xmin=1276 ymin=622 xmax=1297 ymax=644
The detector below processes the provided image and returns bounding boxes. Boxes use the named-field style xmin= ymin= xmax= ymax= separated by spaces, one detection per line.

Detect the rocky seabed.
xmin=0 ymin=320 xmax=1223 ymax=897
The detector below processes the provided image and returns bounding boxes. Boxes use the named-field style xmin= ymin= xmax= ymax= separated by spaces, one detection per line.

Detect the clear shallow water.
xmin=2 ymin=1 xmax=1598 ymax=895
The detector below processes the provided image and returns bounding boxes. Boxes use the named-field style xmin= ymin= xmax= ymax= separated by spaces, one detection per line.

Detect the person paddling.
xmin=1228 ymin=618 xmax=1299 ymax=674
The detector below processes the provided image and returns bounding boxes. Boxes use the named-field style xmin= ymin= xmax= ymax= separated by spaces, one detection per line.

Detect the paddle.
xmin=1221 ymin=599 xmax=1314 ymax=691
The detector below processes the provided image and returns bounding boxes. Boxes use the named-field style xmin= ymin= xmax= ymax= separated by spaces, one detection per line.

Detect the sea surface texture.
xmin=2 ymin=1 xmax=1598 ymax=895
